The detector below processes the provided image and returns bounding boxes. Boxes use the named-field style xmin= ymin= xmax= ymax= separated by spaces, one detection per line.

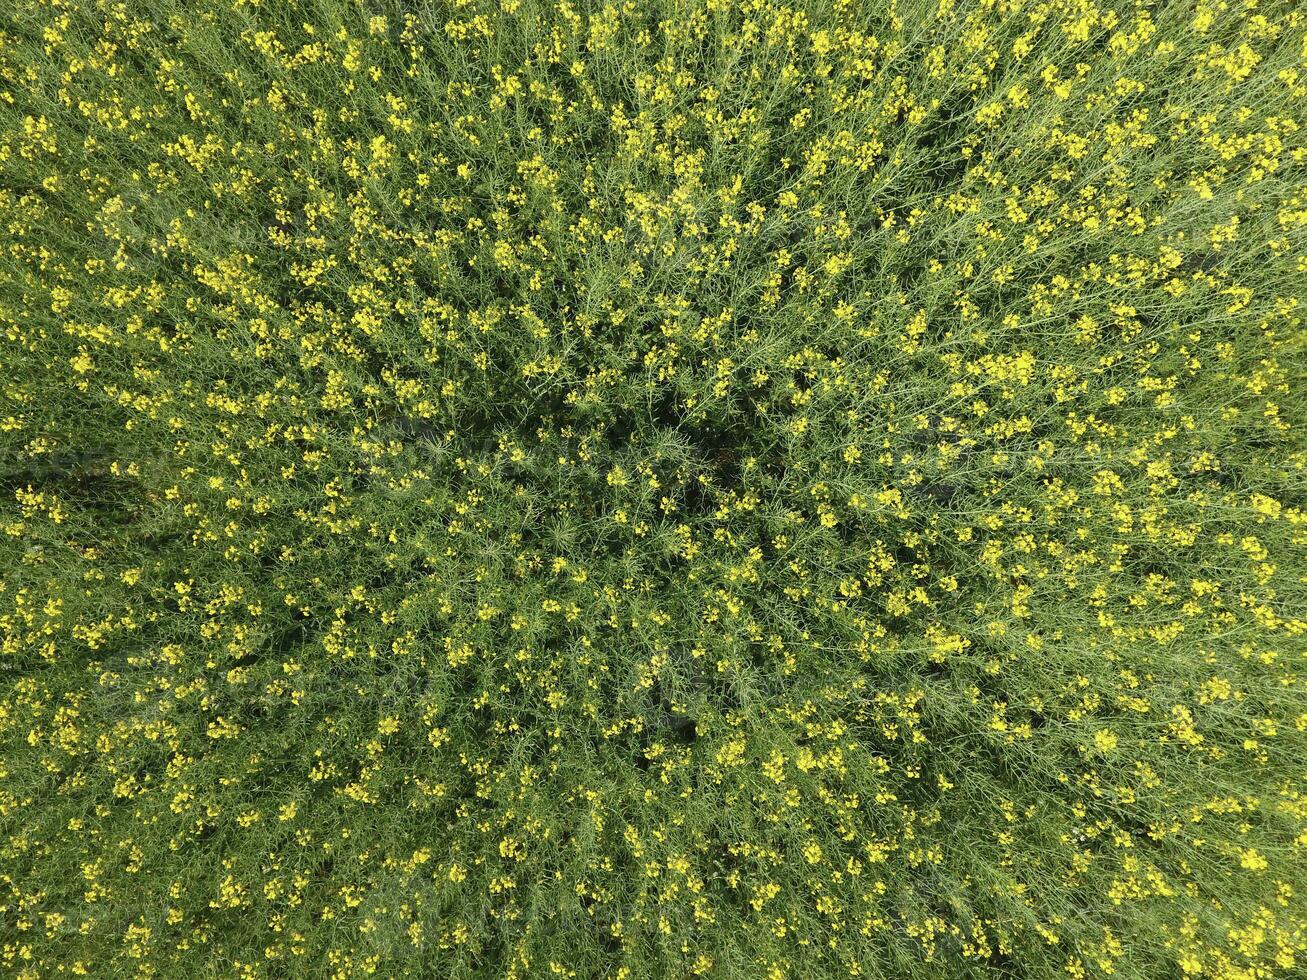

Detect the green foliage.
xmin=1 ymin=0 xmax=1306 ymax=977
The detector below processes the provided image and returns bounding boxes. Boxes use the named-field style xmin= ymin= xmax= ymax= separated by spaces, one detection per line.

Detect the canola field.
xmin=1 ymin=1 xmax=1306 ymax=977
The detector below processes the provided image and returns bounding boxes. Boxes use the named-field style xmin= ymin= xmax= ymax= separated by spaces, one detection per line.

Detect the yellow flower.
xmin=1093 ymin=730 xmax=1119 ymax=753
xmin=1239 ymin=848 xmax=1268 ymax=871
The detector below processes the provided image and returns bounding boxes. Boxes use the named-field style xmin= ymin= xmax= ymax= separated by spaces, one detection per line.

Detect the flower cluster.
xmin=1 ymin=1 xmax=1305 ymax=978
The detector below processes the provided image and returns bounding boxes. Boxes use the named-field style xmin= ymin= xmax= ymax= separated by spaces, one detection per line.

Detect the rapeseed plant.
xmin=0 ymin=1 xmax=1305 ymax=978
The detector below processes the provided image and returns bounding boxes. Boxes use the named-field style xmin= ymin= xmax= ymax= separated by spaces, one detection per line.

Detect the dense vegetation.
xmin=2 ymin=1 xmax=1305 ymax=977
